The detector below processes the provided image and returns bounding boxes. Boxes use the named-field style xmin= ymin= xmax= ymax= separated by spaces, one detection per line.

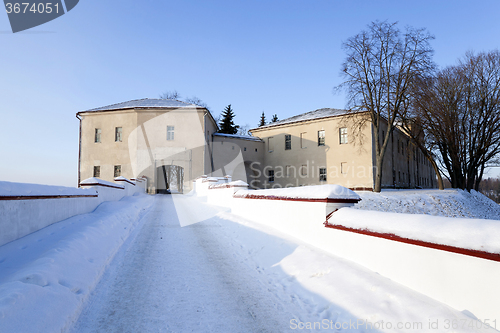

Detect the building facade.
xmin=77 ymin=100 xmax=436 ymax=192
xmin=249 ymin=108 xmax=437 ymax=190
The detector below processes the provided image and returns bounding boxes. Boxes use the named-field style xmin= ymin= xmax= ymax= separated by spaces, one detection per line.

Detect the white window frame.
xmin=319 ymin=167 xmax=327 ymax=181
xmin=318 ymin=130 xmax=325 ymax=146
xmin=115 ymin=127 xmax=122 ymax=142
xmin=339 ymin=127 xmax=348 ymax=144
xmin=167 ymin=126 xmax=175 ymax=141
xmin=95 ymin=128 xmax=101 ymax=143
xmin=285 ymin=134 xmax=291 ymax=150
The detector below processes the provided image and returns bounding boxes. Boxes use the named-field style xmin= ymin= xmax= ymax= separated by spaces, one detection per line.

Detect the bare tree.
xmin=409 ymin=51 xmax=500 ymax=191
xmin=159 ymin=90 xmax=181 ymax=100
xmin=237 ymin=124 xmax=251 ymax=136
xmin=184 ymin=96 xmax=210 ymax=110
xmin=337 ymin=21 xmax=434 ymax=192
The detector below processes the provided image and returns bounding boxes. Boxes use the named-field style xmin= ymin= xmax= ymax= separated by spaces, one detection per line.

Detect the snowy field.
xmin=354 ymin=189 xmax=500 ymax=220
xmin=0 ymin=192 xmax=497 ymax=332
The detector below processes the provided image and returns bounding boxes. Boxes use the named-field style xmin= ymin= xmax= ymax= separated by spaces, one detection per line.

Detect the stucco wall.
xmin=0 ymin=178 xmax=145 ymax=247
xmin=251 ymin=114 xmax=374 ymax=189
xmin=80 ymin=110 xmax=137 ymax=183
xmin=212 ymin=134 xmax=265 ymax=188
xmin=79 ymin=107 xmax=216 ymax=193
xmin=375 ymin=122 xmax=437 ymax=189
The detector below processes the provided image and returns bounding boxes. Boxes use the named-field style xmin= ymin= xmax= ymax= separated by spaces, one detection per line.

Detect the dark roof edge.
xmin=250 ymin=110 xmax=369 ymax=132
xmin=213 ymin=133 xmax=263 ymax=142
xmin=77 ymin=105 xmax=207 ymax=115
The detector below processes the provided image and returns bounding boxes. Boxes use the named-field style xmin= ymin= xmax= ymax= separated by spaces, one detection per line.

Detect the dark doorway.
xmin=156 ymin=165 xmax=184 ymax=194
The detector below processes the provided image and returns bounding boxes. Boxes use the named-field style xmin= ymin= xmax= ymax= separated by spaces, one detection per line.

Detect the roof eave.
xmin=76 ymin=105 xmax=207 ymax=116
xmin=250 ymin=110 xmax=369 ymax=133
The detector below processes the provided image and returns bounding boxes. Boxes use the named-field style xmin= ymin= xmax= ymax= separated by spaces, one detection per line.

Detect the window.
xmin=300 ymin=132 xmax=307 ymax=148
xmin=244 ymin=147 xmax=247 ymax=151
xmin=167 ymin=126 xmax=175 ymax=141
xmin=268 ymin=169 xmax=275 ymax=182
xmin=94 ymin=128 xmax=101 ymax=143
xmin=397 ymin=139 xmax=400 ymax=154
xmin=268 ymin=137 xmax=274 ymax=152
xmin=285 ymin=134 xmax=291 ymax=150
xmin=341 ymin=162 xmax=348 ymax=174
xmin=114 ymin=165 xmax=121 ymax=178
xmin=318 ymin=130 xmax=325 ymax=146
xmin=115 ymin=127 xmax=122 ymax=142
xmin=255 ymin=148 xmax=258 ymax=152
xmin=93 ymin=166 xmax=100 ymax=178
xmin=339 ymin=127 xmax=348 ymax=144
xmin=319 ymin=168 xmax=327 ymax=181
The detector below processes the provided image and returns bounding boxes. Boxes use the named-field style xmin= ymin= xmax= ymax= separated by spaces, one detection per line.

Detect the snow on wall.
xmin=0 ymin=181 xmax=96 ymax=197
xmin=202 ymin=184 xmax=500 ymax=324
xmin=0 ymin=178 xmax=146 ymax=247
xmin=207 ymin=181 xmax=249 ymax=208
xmin=235 ymin=184 xmax=360 ymax=200
xmin=194 ymin=175 xmax=230 ymax=197
xmin=319 ymin=221 xmax=500 ymax=325
xmin=354 ymin=189 xmax=500 ymax=220
xmin=331 ymin=207 xmax=500 ymax=254
xmin=0 ymin=195 xmax=154 ymax=333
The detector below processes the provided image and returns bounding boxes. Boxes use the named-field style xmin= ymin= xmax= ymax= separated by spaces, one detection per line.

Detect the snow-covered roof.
xmin=251 ymin=108 xmax=360 ymax=131
xmin=81 ymin=98 xmax=200 ymax=113
xmin=213 ymin=133 xmax=264 ymax=142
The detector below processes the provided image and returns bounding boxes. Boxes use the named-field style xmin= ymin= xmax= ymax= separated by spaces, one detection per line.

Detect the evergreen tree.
xmin=218 ymin=104 xmax=239 ymax=134
xmin=271 ymin=114 xmax=279 ymax=122
xmin=259 ymin=111 xmax=266 ymax=127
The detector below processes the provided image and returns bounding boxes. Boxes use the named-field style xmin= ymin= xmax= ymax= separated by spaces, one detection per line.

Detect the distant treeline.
xmin=443 ymin=177 xmax=500 ymax=203
xmin=479 ymin=178 xmax=500 ymax=203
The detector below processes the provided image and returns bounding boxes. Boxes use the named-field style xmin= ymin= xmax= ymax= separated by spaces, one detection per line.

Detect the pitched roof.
xmin=251 ymin=108 xmax=353 ymax=131
xmin=81 ymin=98 xmax=199 ymax=112
xmin=213 ymin=132 xmax=264 ymax=142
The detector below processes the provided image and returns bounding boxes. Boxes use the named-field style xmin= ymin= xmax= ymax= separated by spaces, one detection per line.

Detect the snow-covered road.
xmin=69 ymin=194 xmax=491 ymax=333
xmin=70 ymin=195 xmax=305 ymax=332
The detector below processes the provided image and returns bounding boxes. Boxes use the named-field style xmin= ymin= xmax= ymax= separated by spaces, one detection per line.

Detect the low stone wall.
xmin=222 ymin=185 xmax=500 ymax=325
xmin=0 ymin=177 xmax=146 ymax=247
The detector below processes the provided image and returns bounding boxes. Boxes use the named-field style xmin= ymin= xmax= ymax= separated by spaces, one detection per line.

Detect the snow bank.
xmin=355 ymin=189 xmax=500 ymax=220
xmin=332 ymin=207 xmax=500 ymax=254
xmin=205 ymin=185 xmax=500 ymax=324
xmin=0 ymin=195 xmax=154 ymax=332
xmin=0 ymin=181 xmax=96 ymax=197
xmin=235 ymin=184 xmax=360 ymax=200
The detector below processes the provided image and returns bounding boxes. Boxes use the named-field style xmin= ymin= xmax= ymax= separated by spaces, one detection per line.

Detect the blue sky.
xmin=1 ymin=0 xmax=500 ymax=186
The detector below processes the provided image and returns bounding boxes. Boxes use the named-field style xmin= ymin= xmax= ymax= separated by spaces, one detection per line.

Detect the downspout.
xmin=203 ymin=112 xmax=206 ymax=175
xmin=76 ymin=113 xmax=82 ymax=187
xmin=203 ymin=110 xmax=215 ymax=174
